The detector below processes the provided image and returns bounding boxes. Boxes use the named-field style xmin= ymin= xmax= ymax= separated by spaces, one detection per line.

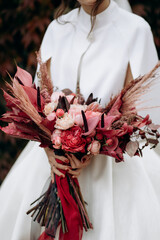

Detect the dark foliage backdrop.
xmin=0 ymin=0 xmax=159 ymax=184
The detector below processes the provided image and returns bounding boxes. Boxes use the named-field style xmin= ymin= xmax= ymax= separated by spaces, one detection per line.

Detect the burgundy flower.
xmin=103 ymin=137 xmax=119 ymax=152
xmin=61 ymin=126 xmax=86 ymax=153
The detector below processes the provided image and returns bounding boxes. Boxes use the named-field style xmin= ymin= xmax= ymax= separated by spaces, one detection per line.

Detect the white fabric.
xmin=113 ymin=0 xmax=132 ymax=12
xmin=0 ymin=1 xmax=160 ymax=240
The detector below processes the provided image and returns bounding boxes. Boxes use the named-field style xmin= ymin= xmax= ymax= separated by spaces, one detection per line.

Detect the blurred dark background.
xmin=0 ymin=0 xmax=160 ymax=184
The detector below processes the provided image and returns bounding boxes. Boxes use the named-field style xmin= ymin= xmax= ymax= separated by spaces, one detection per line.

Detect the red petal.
xmin=103 ymin=137 xmax=119 ymax=151
xmin=2 ymin=90 xmax=19 ymax=108
xmin=107 ymin=94 xmax=122 ymax=117
xmin=0 ymin=123 xmax=39 ymax=141
xmin=23 ymin=86 xmax=44 ymax=110
xmin=41 ymin=118 xmax=55 ymax=132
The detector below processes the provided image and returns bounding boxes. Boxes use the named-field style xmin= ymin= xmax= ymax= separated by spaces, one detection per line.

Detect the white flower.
xmin=55 ymin=113 xmax=74 ymax=130
xmin=44 ymin=102 xmax=57 ymax=115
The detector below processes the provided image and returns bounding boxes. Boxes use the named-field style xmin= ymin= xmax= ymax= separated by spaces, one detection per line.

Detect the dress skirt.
xmin=0 ymin=141 xmax=160 ymax=240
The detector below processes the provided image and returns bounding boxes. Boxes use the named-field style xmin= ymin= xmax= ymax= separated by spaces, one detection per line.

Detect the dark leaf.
xmin=147 ymin=138 xmax=159 ymax=145
xmin=81 ymin=110 xmax=88 ymax=132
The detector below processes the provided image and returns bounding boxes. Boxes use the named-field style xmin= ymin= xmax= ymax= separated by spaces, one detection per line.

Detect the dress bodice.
xmin=38 ymin=0 xmax=158 ymax=107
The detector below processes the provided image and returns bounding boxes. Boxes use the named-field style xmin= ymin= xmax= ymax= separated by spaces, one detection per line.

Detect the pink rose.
xmin=47 ymin=112 xmax=56 ymax=121
xmin=51 ymin=129 xmax=62 ymax=141
xmin=51 ymin=130 xmax=62 ymax=149
xmin=87 ymin=140 xmax=101 ymax=155
xmin=68 ymin=104 xmax=87 ymax=126
xmin=53 ymin=136 xmax=61 ymax=149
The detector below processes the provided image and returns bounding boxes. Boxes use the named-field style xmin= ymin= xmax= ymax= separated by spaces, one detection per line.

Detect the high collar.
xmin=77 ymin=0 xmax=119 ymax=33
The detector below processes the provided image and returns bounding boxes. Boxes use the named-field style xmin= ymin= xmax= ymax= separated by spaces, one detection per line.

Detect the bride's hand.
xmin=66 ymin=153 xmax=93 ymax=178
xmin=45 ymin=148 xmax=93 ymax=179
xmin=44 ymin=147 xmax=70 ymax=179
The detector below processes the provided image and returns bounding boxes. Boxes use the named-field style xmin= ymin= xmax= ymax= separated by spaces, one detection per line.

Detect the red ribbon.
xmin=38 ymin=232 xmax=53 ymax=240
xmin=55 ymin=173 xmax=83 ymax=240
xmin=39 ymin=159 xmax=83 ymax=240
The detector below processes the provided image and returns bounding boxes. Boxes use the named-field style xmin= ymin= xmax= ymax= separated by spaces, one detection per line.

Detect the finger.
xmin=68 ymin=154 xmax=82 ymax=168
xmin=46 ymin=148 xmax=68 ymax=162
xmin=82 ymin=154 xmax=93 ymax=163
xmin=66 ymin=154 xmax=77 ymax=168
xmin=52 ymin=165 xmax=65 ymax=178
xmin=54 ymin=154 xmax=69 ymax=163
xmin=68 ymin=168 xmax=81 ymax=177
xmin=51 ymin=172 xmax=54 ymax=183
xmin=53 ymin=161 xmax=71 ymax=171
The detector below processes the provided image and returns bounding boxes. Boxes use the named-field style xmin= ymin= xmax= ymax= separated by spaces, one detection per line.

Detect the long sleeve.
xmin=129 ymin=22 xmax=160 ymax=124
xmin=129 ymin=22 xmax=158 ymax=78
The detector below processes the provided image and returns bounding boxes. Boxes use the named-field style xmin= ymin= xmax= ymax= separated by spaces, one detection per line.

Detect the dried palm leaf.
xmin=6 ymin=79 xmax=51 ymax=138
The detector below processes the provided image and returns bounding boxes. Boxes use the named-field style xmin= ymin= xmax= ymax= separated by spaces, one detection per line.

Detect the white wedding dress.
xmin=0 ymin=1 xmax=160 ymax=240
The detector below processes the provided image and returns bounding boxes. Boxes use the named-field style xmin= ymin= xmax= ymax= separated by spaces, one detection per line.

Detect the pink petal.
xmin=47 ymin=112 xmax=56 ymax=121
xmin=14 ymin=66 xmax=33 ymax=87
xmin=148 ymin=123 xmax=160 ymax=131
xmin=98 ymin=115 xmax=119 ymax=130
xmin=126 ymin=141 xmax=139 ymax=157
xmin=82 ymin=115 xmax=101 ymax=136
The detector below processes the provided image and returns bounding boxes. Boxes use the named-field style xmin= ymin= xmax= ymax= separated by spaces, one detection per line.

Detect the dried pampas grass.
xmin=36 ymin=51 xmax=53 ymax=96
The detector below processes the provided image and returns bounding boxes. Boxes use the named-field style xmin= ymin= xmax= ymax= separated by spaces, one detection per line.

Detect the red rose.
xmin=61 ymin=126 xmax=86 ymax=153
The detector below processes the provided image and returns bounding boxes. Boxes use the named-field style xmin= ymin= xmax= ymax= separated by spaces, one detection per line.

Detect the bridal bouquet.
xmin=1 ymin=54 xmax=160 ymax=240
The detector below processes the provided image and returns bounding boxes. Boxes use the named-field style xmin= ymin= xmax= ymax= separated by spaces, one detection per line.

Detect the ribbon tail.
xmin=38 ymin=231 xmax=54 ymax=240
xmin=55 ymin=174 xmax=83 ymax=240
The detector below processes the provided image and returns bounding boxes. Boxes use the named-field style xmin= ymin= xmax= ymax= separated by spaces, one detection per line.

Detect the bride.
xmin=0 ymin=0 xmax=160 ymax=239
